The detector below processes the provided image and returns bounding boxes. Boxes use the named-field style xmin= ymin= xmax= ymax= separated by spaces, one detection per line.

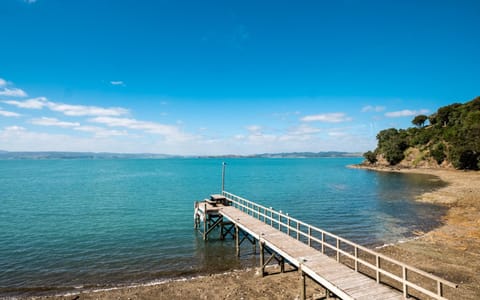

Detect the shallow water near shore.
xmin=0 ymin=158 xmax=447 ymax=297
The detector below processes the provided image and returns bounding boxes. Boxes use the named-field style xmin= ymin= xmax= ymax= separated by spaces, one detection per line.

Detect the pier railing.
xmin=222 ymin=191 xmax=457 ymax=300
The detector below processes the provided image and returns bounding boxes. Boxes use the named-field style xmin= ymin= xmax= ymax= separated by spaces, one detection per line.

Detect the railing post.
xmin=308 ymin=226 xmax=311 ymax=247
xmin=402 ymin=266 xmax=408 ymax=298
xmin=270 ymin=208 xmax=273 ymax=226
xmin=321 ymin=232 xmax=325 ymax=253
xmin=354 ymin=246 xmax=358 ymax=272
xmin=437 ymin=281 xmax=443 ymax=297
xmin=376 ymin=256 xmax=380 ymax=283
xmin=336 ymin=238 xmax=340 ymax=262
xmin=296 ymin=223 xmax=300 ymax=240
xmin=287 ymin=214 xmax=290 ymax=236
xmin=278 ymin=211 xmax=281 ymax=230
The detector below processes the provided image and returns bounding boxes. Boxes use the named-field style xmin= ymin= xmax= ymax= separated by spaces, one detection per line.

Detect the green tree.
xmin=376 ymin=128 xmax=408 ymax=165
xmin=363 ymin=150 xmax=377 ymax=164
xmin=412 ymin=115 xmax=428 ymax=128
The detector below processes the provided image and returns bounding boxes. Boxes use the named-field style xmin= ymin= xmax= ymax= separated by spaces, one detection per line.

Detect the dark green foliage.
xmin=367 ymin=96 xmax=480 ymax=169
xmin=412 ymin=115 xmax=428 ymax=128
xmin=430 ymin=143 xmax=446 ymax=164
xmin=363 ymin=150 xmax=377 ymax=164
xmin=376 ymin=128 xmax=408 ymax=165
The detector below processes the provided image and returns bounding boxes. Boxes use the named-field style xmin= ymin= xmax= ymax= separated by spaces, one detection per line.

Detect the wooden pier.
xmin=194 ymin=191 xmax=458 ymax=300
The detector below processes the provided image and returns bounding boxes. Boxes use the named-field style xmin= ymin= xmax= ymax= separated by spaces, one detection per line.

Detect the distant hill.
xmin=0 ymin=151 xmax=177 ymax=160
xmin=247 ymin=151 xmax=362 ymax=158
xmin=0 ymin=151 xmax=361 ymax=160
xmin=363 ymin=96 xmax=480 ymax=170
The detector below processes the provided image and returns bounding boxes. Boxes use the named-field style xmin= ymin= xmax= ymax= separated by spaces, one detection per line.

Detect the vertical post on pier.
xmin=259 ymin=241 xmax=265 ymax=277
xmin=203 ymin=203 xmax=207 ymax=240
xmin=235 ymin=225 xmax=240 ymax=257
xmin=300 ymin=268 xmax=306 ymax=300
xmin=280 ymin=257 xmax=285 ymax=273
xmin=402 ymin=266 xmax=408 ymax=298
xmin=221 ymin=162 xmax=227 ymax=192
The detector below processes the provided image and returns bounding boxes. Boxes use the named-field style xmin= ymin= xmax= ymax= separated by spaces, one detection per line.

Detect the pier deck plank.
xmin=219 ymin=206 xmax=403 ymax=300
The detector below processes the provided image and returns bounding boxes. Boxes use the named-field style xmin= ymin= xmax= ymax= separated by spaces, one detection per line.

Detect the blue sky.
xmin=0 ymin=0 xmax=479 ymax=155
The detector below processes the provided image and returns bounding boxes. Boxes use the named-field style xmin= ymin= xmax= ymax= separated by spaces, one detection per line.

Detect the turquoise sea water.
xmin=0 ymin=158 xmax=446 ymax=297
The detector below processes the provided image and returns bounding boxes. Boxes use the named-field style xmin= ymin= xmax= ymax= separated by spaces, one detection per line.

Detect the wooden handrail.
xmin=222 ymin=191 xmax=457 ymax=299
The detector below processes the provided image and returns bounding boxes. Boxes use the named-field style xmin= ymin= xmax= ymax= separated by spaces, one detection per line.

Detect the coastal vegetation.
xmin=364 ymin=97 xmax=480 ymax=170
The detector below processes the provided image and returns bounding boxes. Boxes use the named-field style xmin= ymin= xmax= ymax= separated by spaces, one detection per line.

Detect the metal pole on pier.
xmin=221 ymin=162 xmax=227 ymax=192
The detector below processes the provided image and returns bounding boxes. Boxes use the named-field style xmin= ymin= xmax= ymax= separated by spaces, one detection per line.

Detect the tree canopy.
xmin=412 ymin=114 xmax=428 ymax=128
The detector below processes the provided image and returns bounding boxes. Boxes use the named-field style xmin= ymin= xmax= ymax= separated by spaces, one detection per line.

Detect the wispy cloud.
xmin=385 ymin=109 xmax=429 ymax=118
xmin=3 ymin=97 xmax=47 ymax=109
xmin=3 ymin=97 xmax=129 ymax=117
xmin=301 ymin=113 xmax=352 ymax=123
xmin=246 ymin=125 xmax=262 ymax=134
xmin=0 ymin=88 xmax=28 ymax=97
xmin=24 ymin=0 xmax=37 ymax=3
xmin=31 ymin=117 xmax=80 ymax=128
xmin=89 ymin=116 xmax=189 ymax=141
xmin=110 ymin=81 xmax=125 ymax=86
xmin=287 ymin=124 xmax=322 ymax=136
xmin=73 ymin=125 xmax=128 ymax=138
xmin=0 ymin=78 xmax=7 ymax=87
xmin=361 ymin=105 xmax=386 ymax=113
xmin=0 ymin=109 xmax=21 ymax=117
xmin=48 ymin=102 xmax=128 ymax=117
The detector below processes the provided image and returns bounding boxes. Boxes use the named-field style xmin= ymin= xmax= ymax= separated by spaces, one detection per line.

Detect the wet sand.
xmin=34 ymin=168 xmax=480 ymax=300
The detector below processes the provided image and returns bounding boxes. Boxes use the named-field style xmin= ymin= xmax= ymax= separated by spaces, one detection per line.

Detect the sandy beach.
xmin=34 ymin=168 xmax=480 ymax=300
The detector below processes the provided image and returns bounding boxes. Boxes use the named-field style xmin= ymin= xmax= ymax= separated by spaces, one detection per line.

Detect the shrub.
xmin=363 ymin=151 xmax=377 ymax=164
xmin=430 ymin=143 xmax=446 ymax=164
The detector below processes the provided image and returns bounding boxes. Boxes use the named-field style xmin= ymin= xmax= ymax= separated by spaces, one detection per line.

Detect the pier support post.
xmin=300 ymin=269 xmax=306 ymax=300
xmin=203 ymin=203 xmax=208 ymax=240
xmin=280 ymin=257 xmax=285 ymax=273
xmin=259 ymin=241 xmax=265 ymax=277
xmin=235 ymin=225 xmax=240 ymax=257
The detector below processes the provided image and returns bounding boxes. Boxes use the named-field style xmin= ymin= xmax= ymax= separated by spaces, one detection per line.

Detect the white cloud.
xmin=328 ymin=131 xmax=348 ymax=137
xmin=89 ymin=116 xmax=189 ymax=141
xmin=0 ymin=88 xmax=28 ymax=97
xmin=74 ymin=126 xmax=128 ymax=138
xmin=0 ymin=109 xmax=21 ymax=117
xmin=3 ymin=97 xmax=48 ymax=109
xmin=47 ymin=102 xmax=128 ymax=116
xmin=0 ymin=78 xmax=7 ymax=87
xmin=301 ymin=113 xmax=352 ymax=123
xmin=287 ymin=124 xmax=322 ymax=136
xmin=385 ymin=109 xmax=429 ymax=118
xmin=3 ymin=97 xmax=129 ymax=117
xmin=246 ymin=125 xmax=262 ymax=133
xmin=4 ymin=125 xmax=26 ymax=132
xmin=361 ymin=105 xmax=386 ymax=113
xmin=110 ymin=81 xmax=125 ymax=86
xmin=31 ymin=117 xmax=80 ymax=128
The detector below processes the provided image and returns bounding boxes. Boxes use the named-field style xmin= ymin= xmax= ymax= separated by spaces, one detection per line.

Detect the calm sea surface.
xmin=0 ymin=158 xmax=447 ymax=296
